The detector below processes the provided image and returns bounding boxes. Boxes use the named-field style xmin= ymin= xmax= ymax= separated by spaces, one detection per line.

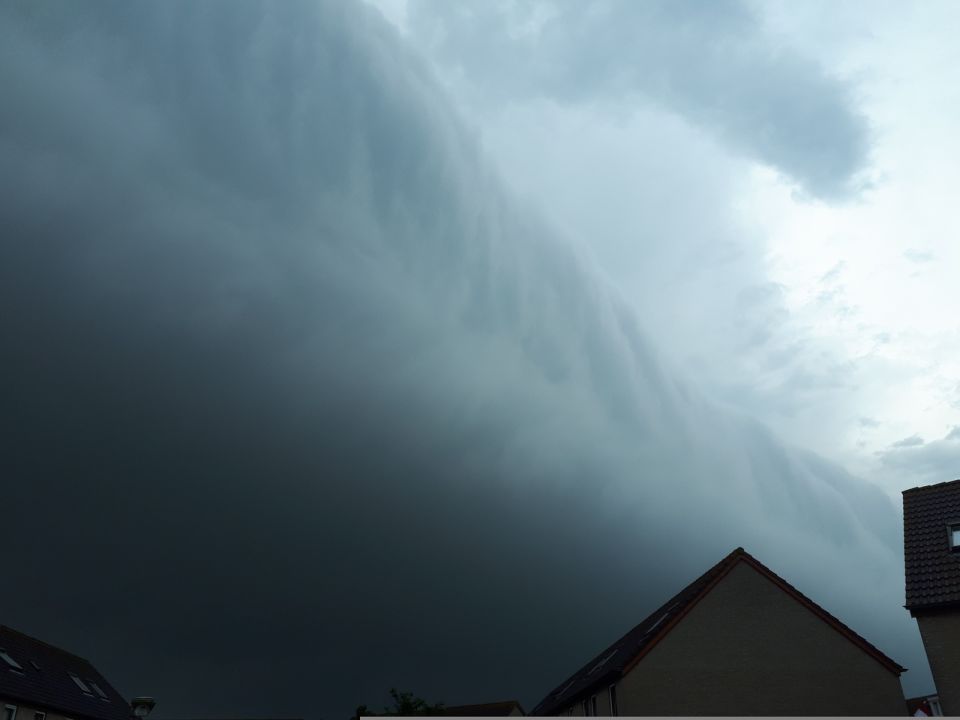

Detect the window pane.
xmin=952 ymin=525 xmax=960 ymax=548
xmin=0 ymin=651 xmax=23 ymax=671
xmin=69 ymin=673 xmax=92 ymax=694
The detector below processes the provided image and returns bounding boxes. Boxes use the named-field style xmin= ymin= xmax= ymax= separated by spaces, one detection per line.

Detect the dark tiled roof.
xmin=903 ymin=479 xmax=960 ymax=610
xmin=436 ymin=701 xmax=523 ymax=716
xmin=530 ymin=547 xmax=905 ymax=716
xmin=0 ymin=625 xmax=131 ymax=720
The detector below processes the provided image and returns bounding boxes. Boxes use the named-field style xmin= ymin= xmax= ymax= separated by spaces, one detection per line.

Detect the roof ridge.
xmin=903 ymin=478 xmax=960 ymax=494
xmin=614 ymin=546 xmax=745 ymax=643
xmin=0 ymin=625 xmax=92 ymax=666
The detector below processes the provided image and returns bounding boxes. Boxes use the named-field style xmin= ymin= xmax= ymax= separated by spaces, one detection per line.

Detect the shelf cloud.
xmin=0 ymin=1 xmax=922 ymax=717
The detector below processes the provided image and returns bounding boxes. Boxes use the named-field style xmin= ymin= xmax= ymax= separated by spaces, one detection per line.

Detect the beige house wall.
xmin=0 ymin=696 xmax=73 ymax=720
xmin=609 ymin=561 xmax=905 ymax=716
xmin=916 ymin=610 xmax=960 ymax=716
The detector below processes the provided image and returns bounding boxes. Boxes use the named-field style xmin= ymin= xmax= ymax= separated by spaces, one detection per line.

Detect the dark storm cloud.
xmin=409 ymin=0 xmax=871 ymax=200
xmin=0 ymin=2 xmax=926 ymax=718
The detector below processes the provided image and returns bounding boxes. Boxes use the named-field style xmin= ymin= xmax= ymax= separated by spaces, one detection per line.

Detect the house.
xmin=903 ymin=478 xmax=960 ymax=716
xmin=906 ymin=694 xmax=944 ymax=717
xmin=530 ymin=547 xmax=906 ymax=716
xmin=0 ymin=625 xmax=137 ymax=720
xmin=436 ymin=701 xmax=524 ymax=716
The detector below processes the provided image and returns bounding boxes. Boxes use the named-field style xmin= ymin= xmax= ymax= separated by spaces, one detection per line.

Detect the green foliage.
xmin=353 ymin=688 xmax=446 ymax=718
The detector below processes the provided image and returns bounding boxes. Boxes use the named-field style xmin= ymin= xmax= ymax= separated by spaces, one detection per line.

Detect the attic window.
xmin=950 ymin=523 xmax=960 ymax=551
xmin=69 ymin=672 xmax=93 ymax=695
xmin=588 ymin=649 xmax=619 ymax=675
xmin=89 ymin=681 xmax=110 ymax=701
xmin=643 ymin=604 xmax=678 ymax=636
xmin=0 ymin=650 xmax=23 ymax=672
xmin=29 ymin=661 xmax=40 ymax=672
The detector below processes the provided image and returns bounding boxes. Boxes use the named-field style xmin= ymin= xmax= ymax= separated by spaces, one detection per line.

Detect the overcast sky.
xmin=2 ymin=1 xmax=957 ymax=717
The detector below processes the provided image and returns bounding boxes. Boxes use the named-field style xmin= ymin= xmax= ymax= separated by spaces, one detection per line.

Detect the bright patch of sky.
xmin=369 ymin=0 xmax=960 ymax=502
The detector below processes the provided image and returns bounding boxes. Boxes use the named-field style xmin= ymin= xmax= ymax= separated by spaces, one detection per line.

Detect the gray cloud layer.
xmin=409 ymin=0 xmax=871 ymax=200
xmin=0 ymin=2 xmax=925 ymax=718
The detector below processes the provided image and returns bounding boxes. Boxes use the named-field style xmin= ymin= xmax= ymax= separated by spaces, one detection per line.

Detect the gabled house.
xmin=531 ymin=547 xmax=906 ymax=716
xmin=903 ymin=478 xmax=960 ymax=715
xmin=0 ymin=625 xmax=134 ymax=720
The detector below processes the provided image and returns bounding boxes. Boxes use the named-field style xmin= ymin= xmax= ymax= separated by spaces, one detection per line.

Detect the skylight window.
xmin=643 ymin=603 xmax=679 ymax=636
xmin=588 ymin=649 xmax=618 ymax=675
xmin=89 ymin=682 xmax=109 ymax=701
xmin=68 ymin=672 xmax=92 ymax=695
xmin=950 ymin=523 xmax=960 ymax=551
xmin=0 ymin=650 xmax=23 ymax=672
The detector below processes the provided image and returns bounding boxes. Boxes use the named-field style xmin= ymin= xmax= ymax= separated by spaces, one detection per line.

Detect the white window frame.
xmin=69 ymin=671 xmax=93 ymax=695
xmin=949 ymin=523 xmax=960 ymax=552
xmin=0 ymin=650 xmax=23 ymax=672
xmin=5 ymin=705 xmax=17 ymax=720
xmin=89 ymin=681 xmax=110 ymax=701
xmin=581 ymin=699 xmax=590 ymax=716
xmin=590 ymin=695 xmax=597 ymax=716
xmin=608 ymin=683 xmax=618 ymax=717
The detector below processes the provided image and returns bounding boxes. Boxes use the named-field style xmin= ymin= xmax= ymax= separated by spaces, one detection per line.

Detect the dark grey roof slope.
xmin=530 ymin=547 xmax=904 ymax=716
xmin=904 ymin=478 xmax=960 ymax=611
xmin=0 ymin=625 xmax=131 ymax=720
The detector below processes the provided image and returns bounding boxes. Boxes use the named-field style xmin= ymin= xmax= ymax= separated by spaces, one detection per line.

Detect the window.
xmin=590 ymin=695 xmax=597 ymax=717
xmin=588 ymin=649 xmax=618 ymax=675
xmin=581 ymin=699 xmax=589 ymax=716
xmin=0 ymin=650 xmax=23 ymax=672
xmin=4 ymin=706 xmax=16 ymax=720
xmin=608 ymin=684 xmax=618 ymax=717
xmin=89 ymin=681 xmax=110 ymax=701
xmin=29 ymin=661 xmax=40 ymax=672
xmin=69 ymin=672 xmax=93 ymax=695
xmin=950 ymin=524 xmax=960 ymax=551
xmin=34 ymin=712 xmax=45 ymax=720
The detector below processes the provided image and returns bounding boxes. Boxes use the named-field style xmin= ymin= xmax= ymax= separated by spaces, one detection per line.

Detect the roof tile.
xmin=0 ymin=626 xmax=131 ymax=720
xmin=903 ymin=479 xmax=960 ymax=610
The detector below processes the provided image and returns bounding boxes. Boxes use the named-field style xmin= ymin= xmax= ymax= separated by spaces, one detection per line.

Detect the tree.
xmin=353 ymin=688 xmax=446 ymax=719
